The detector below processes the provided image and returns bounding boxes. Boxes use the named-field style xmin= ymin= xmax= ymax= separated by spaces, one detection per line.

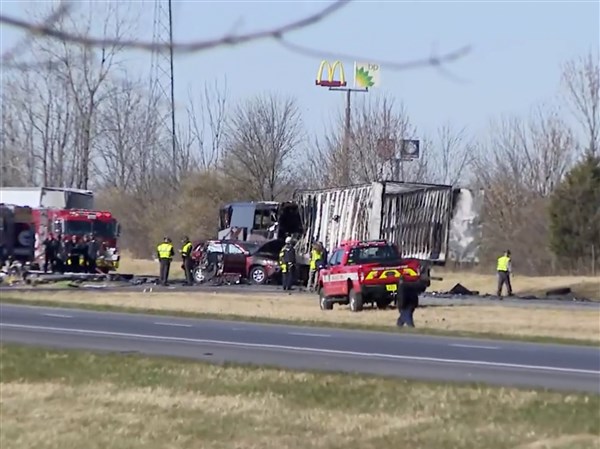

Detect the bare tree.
xmin=304 ymin=94 xmax=428 ymax=186
xmin=561 ymin=51 xmax=600 ymax=156
xmin=222 ymin=93 xmax=304 ymax=200
xmin=471 ymin=108 xmax=575 ymax=274
xmin=185 ymin=79 xmax=228 ymax=170
xmin=427 ymin=122 xmax=473 ymax=185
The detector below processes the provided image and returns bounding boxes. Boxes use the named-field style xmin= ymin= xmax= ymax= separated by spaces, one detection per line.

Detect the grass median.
xmin=120 ymin=256 xmax=600 ymax=299
xmin=1 ymin=344 xmax=599 ymax=449
xmin=2 ymin=289 xmax=600 ymax=345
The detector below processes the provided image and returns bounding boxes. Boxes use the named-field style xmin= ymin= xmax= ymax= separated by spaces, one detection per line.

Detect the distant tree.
xmin=222 ymin=93 xmax=304 ymax=201
xmin=548 ymin=154 xmax=600 ymax=270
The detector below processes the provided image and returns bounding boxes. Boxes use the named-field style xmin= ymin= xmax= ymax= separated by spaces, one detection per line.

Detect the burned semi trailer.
xmin=294 ymin=181 xmax=483 ymax=267
xmin=217 ymin=201 xmax=303 ymax=242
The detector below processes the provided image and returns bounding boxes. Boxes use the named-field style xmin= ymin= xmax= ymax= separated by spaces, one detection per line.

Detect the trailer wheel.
xmin=349 ymin=289 xmax=363 ymax=312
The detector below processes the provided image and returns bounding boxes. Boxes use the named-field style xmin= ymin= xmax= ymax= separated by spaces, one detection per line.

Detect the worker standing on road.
xmin=180 ymin=236 xmax=194 ymax=286
xmin=307 ymin=241 xmax=324 ymax=292
xmin=87 ymin=234 xmax=99 ymax=274
xmin=156 ymin=236 xmax=174 ymax=286
xmin=397 ymin=287 xmax=419 ymax=328
xmin=496 ymin=249 xmax=513 ymax=298
xmin=42 ymin=233 xmax=58 ymax=273
xmin=279 ymin=236 xmax=296 ymax=292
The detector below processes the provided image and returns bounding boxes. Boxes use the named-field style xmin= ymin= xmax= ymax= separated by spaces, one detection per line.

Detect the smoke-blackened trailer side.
xmin=294 ymin=181 xmax=470 ymax=265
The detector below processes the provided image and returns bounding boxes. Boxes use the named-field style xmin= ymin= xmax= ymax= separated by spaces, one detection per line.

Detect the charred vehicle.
xmin=217 ymin=201 xmax=303 ymax=243
xmin=294 ymin=181 xmax=484 ymax=277
xmin=191 ymin=239 xmax=285 ymax=285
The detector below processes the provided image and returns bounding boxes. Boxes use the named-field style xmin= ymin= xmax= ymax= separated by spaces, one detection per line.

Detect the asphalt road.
xmin=1 ymin=303 xmax=599 ymax=393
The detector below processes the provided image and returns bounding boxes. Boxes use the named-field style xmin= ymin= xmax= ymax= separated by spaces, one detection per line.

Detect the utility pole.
xmin=329 ymin=86 xmax=368 ymax=185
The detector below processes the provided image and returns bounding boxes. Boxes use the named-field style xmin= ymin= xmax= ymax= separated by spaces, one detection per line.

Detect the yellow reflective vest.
xmin=181 ymin=241 xmax=192 ymax=257
xmin=497 ymin=255 xmax=510 ymax=272
xmin=309 ymin=249 xmax=322 ymax=270
xmin=157 ymin=242 xmax=174 ymax=260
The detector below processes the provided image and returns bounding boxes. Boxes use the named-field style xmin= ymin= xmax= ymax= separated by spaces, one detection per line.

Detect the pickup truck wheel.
xmin=349 ymin=289 xmax=363 ymax=312
xmin=319 ymin=288 xmax=333 ymax=310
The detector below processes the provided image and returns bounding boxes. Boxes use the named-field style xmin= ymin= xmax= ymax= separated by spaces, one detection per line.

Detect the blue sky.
xmin=1 ymin=0 xmax=599 ymax=140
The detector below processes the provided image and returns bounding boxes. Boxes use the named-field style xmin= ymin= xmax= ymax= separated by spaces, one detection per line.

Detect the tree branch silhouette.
xmin=0 ymin=0 xmax=350 ymax=53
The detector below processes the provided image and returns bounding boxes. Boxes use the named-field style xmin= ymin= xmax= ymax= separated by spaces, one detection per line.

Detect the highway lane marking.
xmin=42 ymin=313 xmax=73 ymax=319
xmin=288 ymin=332 xmax=331 ymax=338
xmin=450 ymin=344 xmax=500 ymax=350
xmin=154 ymin=322 xmax=193 ymax=328
xmin=2 ymin=322 xmax=599 ymax=376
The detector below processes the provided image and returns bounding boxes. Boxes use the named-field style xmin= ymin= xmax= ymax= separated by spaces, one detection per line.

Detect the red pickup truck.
xmin=317 ymin=240 xmax=430 ymax=312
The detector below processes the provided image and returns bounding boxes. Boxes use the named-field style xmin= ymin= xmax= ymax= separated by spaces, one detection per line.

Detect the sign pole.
xmin=329 ymin=86 xmax=368 ymax=185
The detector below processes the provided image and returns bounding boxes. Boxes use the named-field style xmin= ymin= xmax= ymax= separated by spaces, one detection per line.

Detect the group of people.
xmin=155 ymin=236 xmax=194 ymax=286
xmin=42 ymin=233 xmax=101 ymax=274
xmin=277 ymin=237 xmax=327 ymax=293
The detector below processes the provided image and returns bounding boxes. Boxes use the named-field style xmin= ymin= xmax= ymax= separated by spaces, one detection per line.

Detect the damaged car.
xmin=191 ymin=239 xmax=284 ymax=285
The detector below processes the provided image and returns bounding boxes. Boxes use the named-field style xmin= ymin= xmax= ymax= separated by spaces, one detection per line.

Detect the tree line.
xmin=1 ymin=3 xmax=598 ymax=275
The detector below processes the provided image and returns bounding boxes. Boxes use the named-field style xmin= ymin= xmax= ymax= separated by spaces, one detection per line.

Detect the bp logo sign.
xmin=354 ymin=62 xmax=381 ymax=89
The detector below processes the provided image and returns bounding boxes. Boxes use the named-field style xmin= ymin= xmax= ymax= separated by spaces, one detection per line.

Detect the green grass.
xmin=1 ymin=344 xmax=599 ymax=449
xmin=1 ymin=295 xmax=599 ymax=347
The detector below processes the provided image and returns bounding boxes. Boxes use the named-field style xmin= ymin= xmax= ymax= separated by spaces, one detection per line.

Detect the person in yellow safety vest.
xmin=180 ymin=236 xmax=194 ymax=286
xmin=307 ymin=241 xmax=324 ymax=292
xmin=496 ymin=249 xmax=513 ymax=298
xmin=156 ymin=236 xmax=175 ymax=286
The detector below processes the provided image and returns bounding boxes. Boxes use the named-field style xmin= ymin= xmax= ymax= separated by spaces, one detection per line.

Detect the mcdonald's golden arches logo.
xmin=315 ymin=60 xmax=347 ymax=87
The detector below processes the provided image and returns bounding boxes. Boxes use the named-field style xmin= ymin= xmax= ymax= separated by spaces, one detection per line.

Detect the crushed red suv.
xmin=191 ymin=239 xmax=284 ymax=285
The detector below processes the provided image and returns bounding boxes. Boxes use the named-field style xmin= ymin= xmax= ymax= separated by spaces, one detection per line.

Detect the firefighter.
xmin=180 ymin=236 xmax=194 ymax=286
xmin=156 ymin=236 xmax=174 ymax=286
xmin=87 ymin=234 xmax=100 ymax=274
xmin=307 ymin=241 xmax=324 ymax=292
xmin=279 ymin=236 xmax=296 ymax=292
xmin=65 ymin=235 xmax=80 ymax=273
xmin=496 ymin=249 xmax=513 ymax=298
xmin=42 ymin=233 xmax=58 ymax=273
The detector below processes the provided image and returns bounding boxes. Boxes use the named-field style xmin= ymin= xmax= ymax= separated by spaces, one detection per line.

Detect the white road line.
xmin=288 ymin=332 xmax=331 ymax=338
xmin=42 ymin=313 xmax=73 ymax=319
xmin=451 ymin=343 xmax=500 ymax=350
xmin=154 ymin=322 xmax=193 ymax=328
xmin=1 ymin=323 xmax=598 ymax=376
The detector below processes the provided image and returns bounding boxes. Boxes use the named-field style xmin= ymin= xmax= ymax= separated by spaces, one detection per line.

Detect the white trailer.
xmin=294 ymin=181 xmax=483 ymax=266
xmin=0 ymin=187 xmax=95 ymax=210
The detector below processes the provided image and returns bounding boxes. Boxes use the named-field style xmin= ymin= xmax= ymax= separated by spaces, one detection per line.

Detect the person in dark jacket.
xmin=397 ymin=287 xmax=419 ymax=328
xmin=86 ymin=234 xmax=100 ymax=274
xmin=42 ymin=234 xmax=59 ymax=273
xmin=64 ymin=236 xmax=79 ymax=273
xmin=75 ymin=236 xmax=88 ymax=273
xmin=279 ymin=236 xmax=296 ymax=292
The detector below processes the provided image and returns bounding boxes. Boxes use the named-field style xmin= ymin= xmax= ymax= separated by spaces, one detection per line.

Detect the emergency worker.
xmin=396 ymin=286 xmax=419 ymax=328
xmin=65 ymin=235 xmax=80 ymax=272
xmin=87 ymin=234 xmax=99 ymax=274
xmin=307 ymin=241 xmax=324 ymax=292
xmin=180 ymin=236 xmax=194 ymax=286
xmin=157 ymin=237 xmax=174 ymax=286
xmin=496 ymin=250 xmax=513 ymax=298
xmin=42 ymin=234 xmax=58 ymax=273
xmin=279 ymin=236 xmax=296 ymax=291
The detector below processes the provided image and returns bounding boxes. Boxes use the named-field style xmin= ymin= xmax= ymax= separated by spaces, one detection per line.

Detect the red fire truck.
xmin=31 ymin=208 xmax=120 ymax=272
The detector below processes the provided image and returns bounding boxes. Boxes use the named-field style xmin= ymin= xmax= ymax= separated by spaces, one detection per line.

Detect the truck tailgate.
xmin=360 ymin=264 xmax=421 ymax=285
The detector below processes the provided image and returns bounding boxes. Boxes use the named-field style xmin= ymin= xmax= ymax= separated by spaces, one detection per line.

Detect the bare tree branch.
xmin=0 ymin=0 xmax=350 ymax=53
xmin=561 ymin=51 xmax=600 ymax=156
xmin=278 ymin=38 xmax=471 ymax=72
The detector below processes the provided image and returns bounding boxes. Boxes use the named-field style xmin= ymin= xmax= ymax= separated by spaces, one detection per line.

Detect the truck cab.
xmin=318 ymin=239 xmax=430 ymax=312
